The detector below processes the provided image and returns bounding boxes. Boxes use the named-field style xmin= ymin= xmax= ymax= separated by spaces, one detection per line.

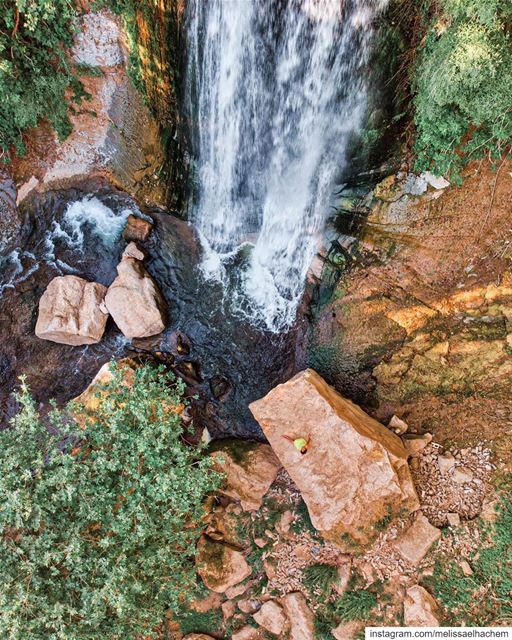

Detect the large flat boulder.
xmin=249 ymin=369 xmax=419 ymax=546
xmin=104 ymin=243 xmax=166 ymax=339
xmin=35 ymin=275 xmax=108 ymax=346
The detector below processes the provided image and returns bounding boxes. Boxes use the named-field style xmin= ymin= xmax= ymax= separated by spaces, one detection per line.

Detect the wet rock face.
xmin=12 ymin=9 xmax=167 ymax=208
xmin=0 ymin=170 xmax=19 ymax=250
xmin=35 ymin=276 xmax=108 ymax=346
xmin=250 ymin=369 xmax=419 ymax=546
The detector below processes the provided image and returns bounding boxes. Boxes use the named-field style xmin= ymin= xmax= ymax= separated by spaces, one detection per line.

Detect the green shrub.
xmin=0 ymin=1 xmax=86 ymax=159
xmin=0 ymin=364 xmax=223 ymax=639
xmin=413 ymin=0 xmax=512 ymax=179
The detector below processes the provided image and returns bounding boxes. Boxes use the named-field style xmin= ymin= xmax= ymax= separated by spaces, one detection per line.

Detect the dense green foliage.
xmin=0 ymin=364 xmax=223 ymax=639
xmin=414 ymin=0 xmax=512 ymax=178
xmin=0 ymin=0 xmax=85 ymax=159
xmin=428 ymin=497 xmax=512 ymax=625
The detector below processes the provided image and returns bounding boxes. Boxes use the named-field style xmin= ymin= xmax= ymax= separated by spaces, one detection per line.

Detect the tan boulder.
xmin=253 ymin=600 xmax=287 ymax=635
xmin=232 ymin=626 xmax=266 ymax=640
xmin=249 ymin=369 xmax=419 ymax=545
xmin=104 ymin=243 xmax=165 ymax=338
xmin=210 ymin=440 xmax=281 ymax=511
xmin=393 ymin=513 xmax=441 ymax=565
xmin=280 ymin=592 xmax=314 ymax=640
xmin=183 ymin=636 xmax=217 ymax=640
xmin=332 ymin=621 xmax=365 ymax=640
xmin=404 ymin=585 xmax=440 ymax=626
xmin=35 ymin=275 xmax=108 ymax=346
xmin=196 ymin=536 xmax=251 ymax=594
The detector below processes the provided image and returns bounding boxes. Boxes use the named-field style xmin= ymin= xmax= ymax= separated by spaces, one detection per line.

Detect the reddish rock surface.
xmin=210 ymin=440 xmax=281 ymax=511
xmin=280 ymin=592 xmax=314 ymax=640
xmin=196 ymin=536 xmax=251 ymax=594
xmin=393 ymin=513 xmax=441 ymax=565
xmin=35 ymin=275 xmax=108 ymax=346
xmin=250 ymin=369 xmax=419 ymax=545
xmin=122 ymin=214 xmax=153 ymax=242
xmin=404 ymin=585 xmax=440 ymax=626
xmin=253 ymin=600 xmax=287 ymax=635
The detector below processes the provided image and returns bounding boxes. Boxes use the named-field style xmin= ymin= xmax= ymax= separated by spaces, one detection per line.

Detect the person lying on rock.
xmin=282 ymin=433 xmax=311 ymax=454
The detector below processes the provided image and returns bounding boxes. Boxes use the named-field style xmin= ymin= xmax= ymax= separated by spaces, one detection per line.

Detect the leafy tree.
xmin=0 ymin=0 xmax=84 ymax=159
xmin=0 ymin=363 xmax=223 ymax=639
xmin=413 ymin=0 xmax=512 ymax=179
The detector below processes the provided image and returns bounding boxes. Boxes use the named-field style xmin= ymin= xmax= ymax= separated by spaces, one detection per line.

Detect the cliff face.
xmin=10 ymin=1 xmax=187 ymax=211
xmin=310 ymin=160 xmax=512 ymax=459
xmin=130 ymin=0 xmax=188 ymax=210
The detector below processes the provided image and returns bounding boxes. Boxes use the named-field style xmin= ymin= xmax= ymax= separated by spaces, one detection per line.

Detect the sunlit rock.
xmin=105 ymin=243 xmax=166 ymax=338
xmin=250 ymin=369 xmax=419 ymax=546
xmin=404 ymin=585 xmax=440 ymax=626
xmin=196 ymin=536 xmax=251 ymax=594
xmin=35 ymin=275 xmax=108 ymax=346
xmin=210 ymin=439 xmax=281 ymax=511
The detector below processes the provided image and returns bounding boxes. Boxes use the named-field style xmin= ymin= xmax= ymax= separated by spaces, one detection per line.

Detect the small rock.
xmin=122 ymin=214 xmax=153 ymax=242
xmin=403 ymin=433 xmax=433 ymax=457
xmin=253 ymin=600 xmax=287 ymax=635
xmin=225 ymin=582 xmax=249 ymax=599
xmin=459 ymin=560 xmax=473 ymax=576
xmin=389 ymin=415 xmax=409 ymax=435
xmin=437 ymin=454 xmax=456 ymax=474
xmin=122 ymin=241 xmax=145 ymax=261
xmin=238 ymin=598 xmax=261 ymax=614
xmin=183 ymin=635 xmax=216 ymax=640
xmin=333 ymin=562 xmax=352 ymax=596
xmin=446 ymin=513 xmax=461 ymax=527
xmin=403 ymin=173 xmax=428 ymax=196
xmin=281 ymin=592 xmax=315 ymax=640
xmin=422 ymin=172 xmax=450 ymax=190
xmin=404 ymin=585 xmax=440 ymax=626
xmin=254 ymin=537 xmax=267 ymax=548
xmin=263 ymin=558 xmax=278 ymax=581
xmin=452 ymin=467 xmax=474 ymax=484
xmin=393 ymin=513 xmax=441 ymax=565
xmin=189 ymin=591 xmax=223 ymax=613
xmin=232 ymin=625 xmax=265 ymax=640
xmin=332 ymin=621 xmax=364 ymax=640
xmin=221 ymin=599 xmax=236 ymax=620
xmin=277 ymin=510 xmax=294 ymax=535
xmin=196 ymin=536 xmax=251 ymax=594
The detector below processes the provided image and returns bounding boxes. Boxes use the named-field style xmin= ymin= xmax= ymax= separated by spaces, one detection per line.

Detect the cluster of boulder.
xmin=189 ymin=369 xmax=445 ymax=639
xmin=35 ymin=216 xmax=166 ymax=345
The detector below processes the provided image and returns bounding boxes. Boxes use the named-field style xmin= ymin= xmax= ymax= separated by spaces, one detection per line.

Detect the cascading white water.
xmin=186 ymin=0 xmax=387 ymax=332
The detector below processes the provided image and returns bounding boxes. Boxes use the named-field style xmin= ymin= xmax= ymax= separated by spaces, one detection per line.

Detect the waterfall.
xmin=186 ymin=0 xmax=387 ymax=332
